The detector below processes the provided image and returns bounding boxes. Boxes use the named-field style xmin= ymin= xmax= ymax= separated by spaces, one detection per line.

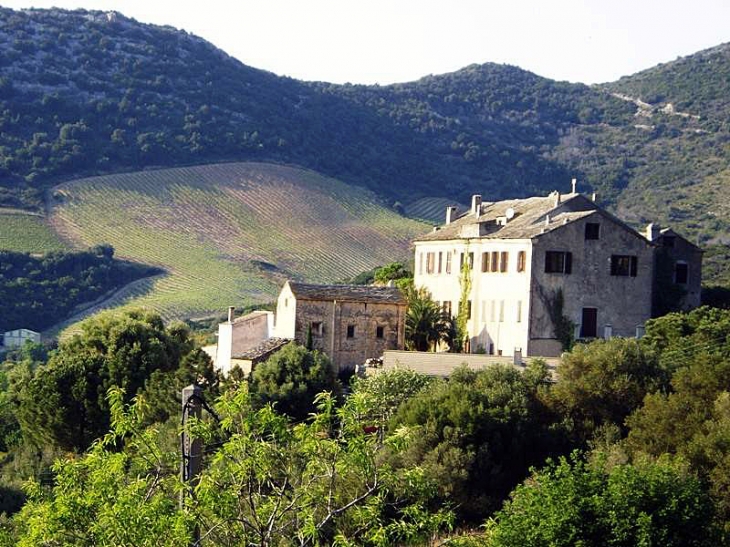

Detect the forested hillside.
xmin=0 ymin=8 xmax=728 ymax=245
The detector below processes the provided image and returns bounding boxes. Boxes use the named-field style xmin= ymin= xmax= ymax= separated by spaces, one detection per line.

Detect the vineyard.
xmin=404 ymin=197 xmax=468 ymax=224
xmin=0 ymin=210 xmax=68 ymax=253
xmin=48 ymin=162 xmax=428 ymax=321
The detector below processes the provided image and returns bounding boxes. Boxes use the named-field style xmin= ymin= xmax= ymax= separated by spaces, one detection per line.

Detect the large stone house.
xmin=413 ymin=185 xmax=701 ymax=357
xmin=206 ymin=281 xmax=407 ymax=375
xmin=275 ymin=281 xmax=407 ymax=372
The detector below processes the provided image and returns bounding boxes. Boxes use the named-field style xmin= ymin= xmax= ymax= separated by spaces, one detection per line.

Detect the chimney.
xmin=471 ymin=195 xmax=482 ymax=217
xmin=227 ymin=306 xmax=235 ymax=323
xmin=571 ymin=178 xmax=577 ymax=194
xmin=591 ymin=192 xmax=597 ymax=202
xmin=645 ymin=223 xmax=661 ymax=242
xmin=545 ymin=214 xmax=551 ymax=226
xmin=553 ymin=191 xmax=561 ymax=207
xmin=445 ymin=206 xmax=457 ymax=225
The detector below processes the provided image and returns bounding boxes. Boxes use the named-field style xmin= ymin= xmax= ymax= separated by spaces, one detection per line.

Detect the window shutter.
xmin=565 ymin=252 xmax=572 ymax=274
xmin=630 ymin=256 xmax=638 ymax=277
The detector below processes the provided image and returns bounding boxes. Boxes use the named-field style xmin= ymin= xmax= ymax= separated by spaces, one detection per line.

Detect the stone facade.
xmin=275 ymin=281 xmax=406 ymax=372
xmin=413 ymin=187 xmax=700 ymax=358
xmin=649 ymin=226 xmax=703 ymax=312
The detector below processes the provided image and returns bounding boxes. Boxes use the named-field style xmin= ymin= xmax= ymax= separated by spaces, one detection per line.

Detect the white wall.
xmin=414 ymin=239 xmax=532 ymax=356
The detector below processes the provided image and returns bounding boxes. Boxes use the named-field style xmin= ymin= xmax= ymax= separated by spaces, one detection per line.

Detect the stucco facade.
xmin=275 ymin=281 xmax=406 ymax=372
xmin=413 ymin=188 xmax=699 ymax=357
xmin=2 ymin=328 xmax=41 ymax=349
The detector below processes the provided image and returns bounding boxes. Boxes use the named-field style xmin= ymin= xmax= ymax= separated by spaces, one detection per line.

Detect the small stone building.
xmin=275 ymin=281 xmax=407 ymax=372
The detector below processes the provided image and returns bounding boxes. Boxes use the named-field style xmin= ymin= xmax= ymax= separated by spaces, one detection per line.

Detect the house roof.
xmin=287 ymin=282 xmax=406 ymax=305
xmin=658 ymin=228 xmax=703 ymax=252
xmin=414 ymin=193 xmax=605 ymax=242
xmin=231 ymin=310 xmax=272 ymax=325
xmin=233 ymin=337 xmax=291 ymax=361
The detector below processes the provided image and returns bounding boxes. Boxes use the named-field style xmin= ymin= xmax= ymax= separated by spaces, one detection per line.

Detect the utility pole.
xmin=181 ymin=384 xmax=203 ymax=544
xmin=181 ymin=384 xmax=204 ymax=500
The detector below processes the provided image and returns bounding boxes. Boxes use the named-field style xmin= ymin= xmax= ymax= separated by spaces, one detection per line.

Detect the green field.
xmin=0 ymin=210 xmax=68 ymax=253
xmin=49 ymin=162 xmax=428 ymax=321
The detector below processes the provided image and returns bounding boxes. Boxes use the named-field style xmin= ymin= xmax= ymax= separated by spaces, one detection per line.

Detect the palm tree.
xmin=405 ymin=287 xmax=450 ymax=351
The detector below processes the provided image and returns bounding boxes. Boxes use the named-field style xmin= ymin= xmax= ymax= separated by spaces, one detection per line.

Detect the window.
xmin=445 ymin=252 xmax=452 ymax=274
xmin=442 ymin=301 xmax=452 ymax=316
xmin=376 ymin=326 xmax=384 ymax=339
xmin=311 ymin=321 xmax=323 ymax=336
xmin=545 ymin=251 xmax=572 ymax=274
xmin=585 ymin=223 xmax=600 ymax=240
xmin=500 ymin=251 xmax=508 ymax=273
xmin=418 ymin=252 xmax=423 ymax=275
xmin=347 ymin=325 xmax=355 ymax=338
xmin=467 ymin=300 xmax=472 ymax=320
xmin=438 ymin=252 xmax=443 ymax=274
xmin=517 ymin=251 xmax=526 ymax=272
xmin=610 ymin=255 xmax=637 ymax=277
xmin=675 ymin=262 xmax=689 ymax=284
xmin=516 ymin=300 xmax=522 ymax=323
xmin=499 ymin=300 xmax=504 ymax=322
xmin=490 ymin=300 xmax=495 ymax=322
xmin=491 ymin=251 xmax=499 ymax=272
xmin=426 ymin=252 xmax=435 ymax=274
xmin=458 ymin=252 xmax=473 ymax=270
xmin=482 ymin=252 xmax=489 ymax=272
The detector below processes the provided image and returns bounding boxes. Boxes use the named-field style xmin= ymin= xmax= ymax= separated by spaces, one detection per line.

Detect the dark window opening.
xmin=585 ymin=223 xmax=600 ymax=240
xmin=517 ymin=251 xmax=526 ymax=272
xmin=610 ymin=255 xmax=637 ymax=277
xmin=442 ymin=301 xmax=452 ymax=316
xmin=482 ymin=252 xmax=489 ymax=272
xmin=311 ymin=321 xmax=323 ymax=336
xmin=675 ymin=262 xmax=689 ymax=284
xmin=500 ymin=251 xmax=508 ymax=272
xmin=376 ymin=326 xmax=384 ymax=339
xmin=347 ymin=325 xmax=355 ymax=338
xmin=545 ymin=251 xmax=572 ymax=274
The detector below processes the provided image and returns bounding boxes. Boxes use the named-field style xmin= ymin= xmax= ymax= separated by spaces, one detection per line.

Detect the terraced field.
xmin=49 ymin=162 xmax=428 ymax=320
xmin=404 ymin=197 xmax=468 ymax=224
xmin=0 ymin=210 xmax=68 ymax=253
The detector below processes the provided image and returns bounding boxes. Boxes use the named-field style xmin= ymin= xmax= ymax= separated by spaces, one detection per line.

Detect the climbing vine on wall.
xmin=548 ymin=288 xmax=575 ymax=351
xmin=455 ymin=247 xmax=473 ymax=353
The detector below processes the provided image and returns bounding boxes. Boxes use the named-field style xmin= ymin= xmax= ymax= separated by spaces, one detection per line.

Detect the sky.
xmin=2 ymin=0 xmax=730 ymax=85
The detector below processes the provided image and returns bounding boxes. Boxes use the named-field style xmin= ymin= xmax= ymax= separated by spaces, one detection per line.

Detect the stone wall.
xmin=293 ymin=299 xmax=405 ymax=372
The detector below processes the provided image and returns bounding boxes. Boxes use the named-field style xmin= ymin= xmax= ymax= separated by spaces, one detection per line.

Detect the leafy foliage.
xmin=16 ymin=308 xmax=212 ymax=451
xmin=248 ymin=343 xmax=340 ymax=421
xmin=390 ymin=364 xmax=562 ymax=520
xmin=550 ymin=338 xmax=666 ymax=443
xmin=3 ymin=386 xmax=453 ymax=546
xmin=488 ymin=453 xmax=719 ymax=547
xmin=404 ymin=286 xmax=451 ymax=352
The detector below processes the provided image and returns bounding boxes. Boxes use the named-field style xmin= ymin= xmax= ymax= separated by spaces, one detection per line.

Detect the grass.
xmin=0 ymin=210 xmax=68 ymax=253
xmin=49 ymin=162 xmax=429 ymax=322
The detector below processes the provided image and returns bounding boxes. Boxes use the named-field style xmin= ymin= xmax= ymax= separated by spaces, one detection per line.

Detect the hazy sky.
xmin=3 ymin=0 xmax=729 ymax=85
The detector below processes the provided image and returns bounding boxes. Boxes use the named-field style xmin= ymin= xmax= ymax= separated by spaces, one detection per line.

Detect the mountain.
xmin=1 ymin=8 xmax=729 ymax=257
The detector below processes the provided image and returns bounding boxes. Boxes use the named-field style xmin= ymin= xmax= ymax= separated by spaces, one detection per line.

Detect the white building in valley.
xmin=413 ymin=183 xmax=701 ymax=357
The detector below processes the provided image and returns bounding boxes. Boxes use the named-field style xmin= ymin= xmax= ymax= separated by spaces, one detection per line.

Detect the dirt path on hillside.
xmin=42 ymin=273 xmax=165 ymax=340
